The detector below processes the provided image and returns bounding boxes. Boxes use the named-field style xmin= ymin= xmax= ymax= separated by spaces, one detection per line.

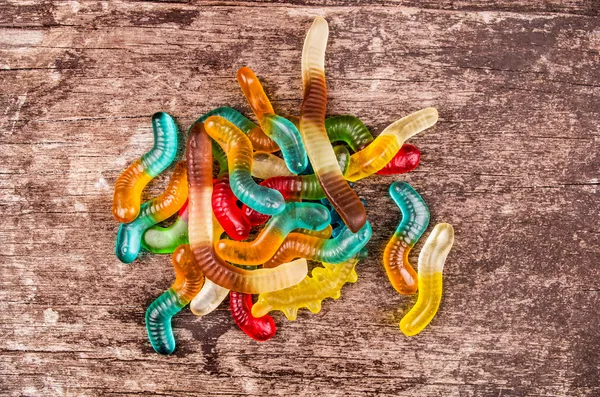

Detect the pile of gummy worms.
xmin=112 ymin=16 xmax=455 ymax=355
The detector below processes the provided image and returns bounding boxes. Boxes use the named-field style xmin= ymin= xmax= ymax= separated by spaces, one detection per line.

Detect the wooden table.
xmin=1 ymin=1 xmax=599 ymax=396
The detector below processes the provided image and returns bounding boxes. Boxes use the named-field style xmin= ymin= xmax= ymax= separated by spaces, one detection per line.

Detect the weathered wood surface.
xmin=1 ymin=1 xmax=599 ymax=396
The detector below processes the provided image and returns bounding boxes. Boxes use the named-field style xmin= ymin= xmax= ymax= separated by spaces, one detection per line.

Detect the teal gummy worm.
xmin=384 ymin=181 xmax=430 ymax=295
xmin=144 ymin=112 xmax=180 ymax=176
xmin=236 ymin=67 xmax=308 ymax=173
xmin=199 ymin=107 xmax=257 ymax=135
xmin=112 ymin=111 xmax=179 ymax=224
xmin=264 ymin=221 xmax=373 ymax=268
xmin=146 ymin=289 xmax=186 ymax=354
xmin=204 ymin=115 xmax=286 ymax=216
xmin=259 ymin=114 xmax=308 ymax=174
xmin=146 ymin=244 xmax=203 ymax=354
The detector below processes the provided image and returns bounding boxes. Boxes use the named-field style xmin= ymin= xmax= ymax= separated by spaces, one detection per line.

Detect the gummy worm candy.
xmin=145 ymin=244 xmax=204 ymax=354
xmin=383 ymin=182 xmax=430 ymax=295
xmin=344 ymin=108 xmax=438 ymax=182
xmin=376 ymin=143 xmax=421 ymax=176
xmin=189 ymin=278 xmax=230 ymax=316
xmin=186 ymin=122 xmax=308 ymax=293
xmin=142 ymin=200 xmax=189 ymax=254
xmin=300 ymin=16 xmax=366 ymax=233
xmin=113 ymin=112 xmax=179 ymax=223
xmin=325 ymin=116 xmax=422 ymax=176
xmin=243 ymin=145 xmax=351 ymax=226
xmin=212 ymin=174 xmax=251 ymax=241
xmin=264 ymin=222 xmax=372 ymax=268
xmin=237 ymin=67 xmax=308 ymax=174
xmin=297 ymin=224 xmax=333 ymax=239
xmin=204 ymin=115 xmax=286 ymax=216
xmin=197 ymin=106 xmax=279 ymax=153
xmin=251 ymin=152 xmax=294 ymax=179
xmin=230 ymin=291 xmax=276 ymax=342
xmin=321 ymin=197 xmax=367 ymax=238
xmin=400 ymin=223 xmax=454 ymax=336
xmin=215 ymin=202 xmax=331 ymax=266
xmin=212 ymin=141 xmax=251 ymax=241
xmin=252 ymin=255 xmax=361 ymax=320
xmin=325 ymin=115 xmax=374 ymax=151
xmin=116 ymin=161 xmax=188 ymax=263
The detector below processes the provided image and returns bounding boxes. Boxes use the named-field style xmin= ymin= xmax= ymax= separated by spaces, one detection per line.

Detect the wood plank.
xmin=1 ymin=2 xmax=599 ymax=396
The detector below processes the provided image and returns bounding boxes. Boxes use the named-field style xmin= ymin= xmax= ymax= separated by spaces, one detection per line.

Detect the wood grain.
xmin=1 ymin=1 xmax=599 ymax=396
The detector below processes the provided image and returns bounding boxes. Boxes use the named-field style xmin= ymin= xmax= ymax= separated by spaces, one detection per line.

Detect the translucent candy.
xmin=264 ymin=222 xmax=372 ymax=268
xmin=189 ymin=279 xmax=230 ymax=317
xmin=383 ymin=182 xmax=430 ymax=295
xmin=251 ymin=152 xmax=294 ymax=179
xmin=113 ymin=112 xmax=179 ymax=223
xmin=204 ymin=115 xmax=286 ymax=216
xmin=142 ymin=200 xmax=189 ymax=254
xmin=186 ymin=122 xmax=308 ymax=294
xmin=376 ymin=143 xmax=421 ymax=176
xmin=230 ymin=292 xmax=276 ymax=342
xmin=242 ymin=146 xmax=351 ymax=226
xmin=344 ymin=108 xmax=438 ymax=182
xmin=300 ymin=16 xmax=366 ymax=233
xmin=237 ymin=67 xmax=308 ymax=174
xmin=116 ymin=161 xmax=188 ymax=264
xmin=197 ymin=106 xmax=279 ymax=153
xmin=400 ymin=223 xmax=454 ymax=336
xmin=145 ymin=244 xmax=204 ymax=354
xmin=215 ymin=202 xmax=331 ymax=265
xmin=252 ymin=256 xmax=360 ymax=320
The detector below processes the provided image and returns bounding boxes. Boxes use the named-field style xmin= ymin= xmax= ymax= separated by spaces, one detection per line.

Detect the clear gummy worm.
xmin=189 ymin=278 xmax=230 ymax=316
xmin=251 ymin=152 xmax=295 ymax=179
xmin=383 ymin=182 xmax=430 ymax=295
xmin=237 ymin=67 xmax=308 ymax=174
xmin=215 ymin=202 xmax=331 ymax=266
xmin=400 ymin=223 xmax=454 ymax=336
xmin=204 ymin=115 xmax=286 ymax=216
xmin=115 ymin=161 xmax=188 ymax=264
xmin=186 ymin=122 xmax=308 ymax=294
xmin=300 ymin=16 xmax=366 ymax=233
xmin=145 ymin=244 xmax=204 ymax=355
xmin=113 ymin=112 xmax=179 ymax=223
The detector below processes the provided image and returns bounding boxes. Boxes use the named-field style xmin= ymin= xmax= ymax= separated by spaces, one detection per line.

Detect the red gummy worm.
xmin=376 ymin=144 xmax=421 ymax=176
xmin=230 ymin=291 xmax=276 ymax=342
xmin=212 ymin=174 xmax=251 ymax=241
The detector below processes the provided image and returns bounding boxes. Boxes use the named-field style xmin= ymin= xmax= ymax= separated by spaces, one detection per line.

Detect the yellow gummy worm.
xmin=400 ymin=223 xmax=454 ymax=336
xmin=344 ymin=108 xmax=439 ymax=182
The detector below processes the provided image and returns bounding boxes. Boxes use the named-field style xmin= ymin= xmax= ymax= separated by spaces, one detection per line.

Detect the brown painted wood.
xmin=1 ymin=1 xmax=599 ymax=396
